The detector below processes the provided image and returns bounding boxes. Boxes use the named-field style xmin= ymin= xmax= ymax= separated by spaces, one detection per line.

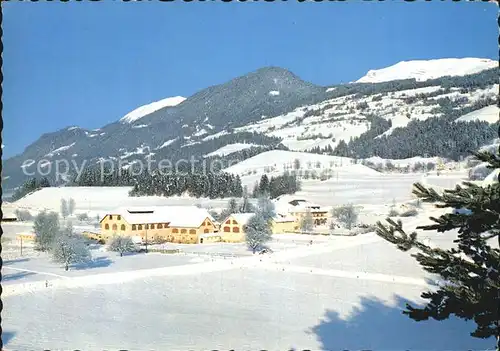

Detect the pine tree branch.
xmin=474 ymin=150 xmax=500 ymax=169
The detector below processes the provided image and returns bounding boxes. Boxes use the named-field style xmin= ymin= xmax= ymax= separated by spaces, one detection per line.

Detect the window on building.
xmin=109 ymin=215 xmax=113 ymax=220
xmin=224 ymin=226 xmax=230 ymax=232
xmin=233 ymin=227 xmax=240 ymax=233
xmin=121 ymin=224 xmax=126 ymax=231
xmin=158 ymin=224 xmax=163 ymax=229
xmin=132 ymin=224 xmax=136 ymax=230
xmin=232 ymin=220 xmax=237 ymax=224
xmin=112 ymin=224 xmax=117 ymax=231
xmin=117 ymin=215 xmax=121 ymax=220
xmin=181 ymin=229 xmax=187 ymax=234
xmin=204 ymin=228 xmax=209 ymax=233
xmin=138 ymin=225 xmax=143 ymax=230
xmin=145 ymin=224 xmax=149 ymax=230
xmin=172 ymin=229 xmax=178 ymax=233
xmin=105 ymin=224 xmax=110 ymax=230
xmin=189 ymin=229 xmax=196 ymax=234
xmin=150 ymin=224 xmax=155 ymax=230
xmin=225 ymin=220 xmax=231 ymax=224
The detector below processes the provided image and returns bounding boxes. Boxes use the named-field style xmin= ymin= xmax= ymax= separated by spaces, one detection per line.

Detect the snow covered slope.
xmin=224 ymin=150 xmax=360 ymax=175
xmin=356 ymin=58 xmax=497 ymax=83
xmin=231 ymin=83 xmax=497 ymax=152
xmin=12 ymin=186 xmax=230 ymax=216
xmin=120 ymin=96 xmax=186 ymax=123
xmin=455 ymin=105 xmax=499 ymax=123
xmin=205 ymin=143 xmax=260 ymax=157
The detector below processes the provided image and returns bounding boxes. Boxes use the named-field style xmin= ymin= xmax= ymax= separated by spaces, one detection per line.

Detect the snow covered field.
xmin=205 ymin=142 xmax=261 ymax=157
xmin=12 ymin=186 xmax=231 ymax=217
xmin=4 ymin=158 xmax=491 ymax=349
xmin=2 ymin=229 xmax=493 ymax=350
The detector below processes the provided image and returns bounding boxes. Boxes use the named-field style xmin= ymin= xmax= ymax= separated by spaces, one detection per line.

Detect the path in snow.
xmin=3 ymin=217 xmax=430 ymax=298
xmin=3 ymin=234 xmax=383 ymax=297
xmin=256 ymin=264 xmax=433 ymax=287
xmin=3 ymin=266 xmax=69 ymax=279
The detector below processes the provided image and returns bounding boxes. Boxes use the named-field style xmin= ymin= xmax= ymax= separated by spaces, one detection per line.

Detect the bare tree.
xmin=33 ymin=211 xmax=60 ymax=252
xmin=228 ymin=198 xmax=239 ymax=214
xmin=331 ymin=204 xmax=358 ymax=230
xmin=60 ymin=199 xmax=69 ymax=219
xmin=244 ymin=213 xmax=272 ymax=254
xmin=108 ymin=236 xmax=136 ymax=257
xmin=256 ymin=196 xmax=275 ymax=222
xmin=240 ymin=194 xmax=255 ymax=213
xmin=77 ymin=213 xmax=89 ymax=222
xmin=293 ymin=158 xmax=301 ymax=170
xmin=15 ymin=209 xmax=33 ymax=222
xmin=68 ymin=198 xmax=76 ymax=216
xmin=300 ymin=209 xmax=314 ymax=233
xmin=51 ymin=227 xmax=91 ymax=271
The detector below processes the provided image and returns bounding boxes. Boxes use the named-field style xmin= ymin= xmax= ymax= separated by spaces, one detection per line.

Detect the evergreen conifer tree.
xmin=376 ymin=147 xmax=500 ymax=349
xmin=259 ymin=174 xmax=270 ymax=196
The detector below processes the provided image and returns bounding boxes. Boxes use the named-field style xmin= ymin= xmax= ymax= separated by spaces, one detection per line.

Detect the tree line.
xmin=252 ymin=172 xmax=301 ymax=199
xmin=72 ymin=166 xmax=244 ymax=199
xmin=11 ymin=177 xmax=51 ymax=201
xmin=129 ymin=171 xmax=243 ymax=199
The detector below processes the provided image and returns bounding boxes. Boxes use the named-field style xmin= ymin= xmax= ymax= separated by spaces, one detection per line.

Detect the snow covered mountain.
xmin=356 ymin=58 xmax=497 ymax=83
xmin=120 ymin=96 xmax=186 ymax=123
xmin=3 ymin=58 xmax=498 ymax=191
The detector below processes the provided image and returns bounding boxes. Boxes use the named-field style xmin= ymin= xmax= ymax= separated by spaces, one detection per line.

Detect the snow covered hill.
xmin=224 ymin=150 xmax=359 ymax=175
xmin=455 ymin=104 xmax=499 ymax=123
xmin=120 ymin=96 xmax=186 ymax=123
xmin=356 ymin=58 xmax=497 ymax=83
xmin=3 ymin=59 xmax=498 ymax=191
xmin=205 ymin=143 xmax=261 ymax=157
xmin=230 ymin=80 xmax=497 ymax=153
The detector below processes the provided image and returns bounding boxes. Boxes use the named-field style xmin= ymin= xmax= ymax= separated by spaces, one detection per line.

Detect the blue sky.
xmin=3 ymin=1 xmax=497 ymax=158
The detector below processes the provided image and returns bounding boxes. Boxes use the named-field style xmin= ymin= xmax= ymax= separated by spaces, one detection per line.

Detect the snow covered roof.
xmin=103 ymin=206 xmax=215 ymax=228
xmin=272 ymin=214 xmax=296 ymax=223
xmin=226 ymin=213 xmax=255 ymax=226
xmin=273 ymin=197 xmax=325 ymax=215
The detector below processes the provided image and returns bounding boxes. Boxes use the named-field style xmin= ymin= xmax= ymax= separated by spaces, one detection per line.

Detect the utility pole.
xmin=145 ymin=225 xmax=148 ymax=253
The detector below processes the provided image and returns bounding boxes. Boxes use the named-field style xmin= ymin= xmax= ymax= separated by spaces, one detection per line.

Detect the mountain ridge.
xmin=356 ymin=57 xmax=496 ymax=83
xmin=3 ymin=58 xmax=498 ymax=190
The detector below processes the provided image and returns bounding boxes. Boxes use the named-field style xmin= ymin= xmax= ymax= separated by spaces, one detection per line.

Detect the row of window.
xmin=293 ymin=212 xmax=327 ymax=217
xmin=104 ymin=224 xmax=126 ymax=231
xmin=103 ymin=223 xmax=208 ymax=235
xmin=103 ymin=223 xmax=168 ymax=231
xmin=105 ymin=217 xmax=213 ymax=228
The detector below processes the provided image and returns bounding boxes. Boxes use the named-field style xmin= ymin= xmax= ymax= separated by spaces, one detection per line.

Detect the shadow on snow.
xmin=72 ymin=256 xmax=113 ymax=270
xmin=1 ymin=330 xmax=16 ymax=346
xmin=2 ymin=271 xmax=37 ymax=282
xmin=310 ymin=295 xmax=495 ymax=351
xmin=3 ymin=258 xmax=31 ymax=266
